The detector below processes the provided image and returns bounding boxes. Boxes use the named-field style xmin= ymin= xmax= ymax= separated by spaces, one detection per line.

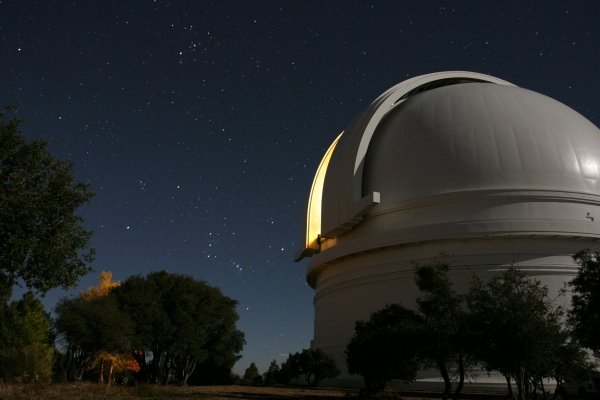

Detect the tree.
xmin=81 ymin=271 xmax=120 ymax=300
xmin=242 ymin=362 xmax=262 ymax=385
xmin=570 ymin=250 xmax=600 ymax=356
xmin=551 ymin=337 xmax=597 ymax=394
xmin=54 ymin=293 xmax=134 ymax=382
xmin=276 ymin=358 xmax=297 ymax=385
xmin=347 ymin=266 xmax=580 ymax=399
xmin=415 ymin=264 xmax=470 ymax=400
xmin=112 ymin=271 xmax=245 ymax=385
xmin=78 ymin=271 xmax=137 ymax=385
xmin=0 ymin=292 xmax=54 ymax=383
xmin=54 ymin=271 xmax=136 ymax=383
xmin=0 ymin=107 xmax=94 ymax=295
xmin=263 ymin=359 xmax=281 ymax=385
xmin=346 ymin=305 xmax=424 ymax=395
xmin=466 ymin=267 xmax=565 ymax=400
xmin=284 ymin=348 xmax=340 ymax=387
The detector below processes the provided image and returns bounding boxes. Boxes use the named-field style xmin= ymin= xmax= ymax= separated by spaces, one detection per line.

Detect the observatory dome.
xmin=363 ymin=83 xmax=600 ymax=204
xmin=297 ymin=71 xmax=600 ymax=384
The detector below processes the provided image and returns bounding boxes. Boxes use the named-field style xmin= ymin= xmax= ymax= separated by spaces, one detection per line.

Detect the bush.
xmin=283 ymin=348 xmax=340 ymax=387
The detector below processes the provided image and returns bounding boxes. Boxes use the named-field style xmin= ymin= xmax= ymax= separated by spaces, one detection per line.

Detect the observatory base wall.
xmin=310 ymin=236 xmax=589 ymax=382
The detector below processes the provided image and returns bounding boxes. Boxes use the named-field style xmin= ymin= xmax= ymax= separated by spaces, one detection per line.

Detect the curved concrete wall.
xmin=310 ymin=237 xmax=589 ymax=379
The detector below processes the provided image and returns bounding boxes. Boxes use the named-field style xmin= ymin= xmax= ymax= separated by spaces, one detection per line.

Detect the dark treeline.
xmin=239 ymin=348 xmax=340 ymax=388
xmin=55 ymin=271 xmax=245 ymax=385
xmin=0 ymin=107 xmax=95 ymax=383
xmin=346 ymin=255 xmax=600 ymax=400
xmin=1 ymin=271 xmax=245 ymax=385
xmin=0 ymin=110 xmax=245 ymax=385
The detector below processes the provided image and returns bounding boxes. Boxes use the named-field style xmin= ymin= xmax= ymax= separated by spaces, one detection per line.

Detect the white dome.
xmin=363 ymin=83 xmax=600 ymax=203
xmin=297 ymin=72 xmax=600 ymax=272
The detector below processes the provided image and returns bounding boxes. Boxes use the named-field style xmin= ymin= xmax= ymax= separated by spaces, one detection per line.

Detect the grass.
xmin=0 ymin=383 xmax=359 ymax=400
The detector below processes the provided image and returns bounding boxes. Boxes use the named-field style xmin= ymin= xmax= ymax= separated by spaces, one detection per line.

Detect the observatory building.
xmin=295 ymin=71 xmax=600 ymax=381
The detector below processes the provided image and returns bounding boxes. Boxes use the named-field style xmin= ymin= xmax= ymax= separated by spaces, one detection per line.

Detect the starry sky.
xmin=1 ymin=0 xmax=599 ymax=375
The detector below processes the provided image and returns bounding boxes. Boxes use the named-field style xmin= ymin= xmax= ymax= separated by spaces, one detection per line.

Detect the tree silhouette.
xmin=0 ymin=292 xmax=54 ymax=382
xmin=570 ymin=250 xmax=600 ymax=356
xmin=346 ymin=304 xmax=424 ymax=395
xmin=0 ymin=107 xmax=94 ymax=295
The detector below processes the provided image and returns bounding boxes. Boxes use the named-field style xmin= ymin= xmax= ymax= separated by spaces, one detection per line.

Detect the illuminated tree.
xmin=78 ymin=271 xmax=137 ymax=384
xmin=81 ymin=271 xmax=120 ymax=300
xmin=55 ymin=271 xmax=136 ymax=384
xmin=55 ymin=293 xmax=134 ymax=382
xmin=57 ymin=271 xmax=245 ymax=385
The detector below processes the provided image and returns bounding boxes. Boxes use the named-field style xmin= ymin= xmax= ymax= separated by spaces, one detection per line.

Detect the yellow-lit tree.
xmin=81 ymin=271 xmax=138 ymax=385
xmin=81 ymin=271 xmax=120 ymax=300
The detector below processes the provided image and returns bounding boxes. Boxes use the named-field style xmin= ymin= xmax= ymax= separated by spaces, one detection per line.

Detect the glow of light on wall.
xmin=306 ymin=132 xmax=343 ymax=251
xmin=582 ymin=158 xmax=599 ymax=179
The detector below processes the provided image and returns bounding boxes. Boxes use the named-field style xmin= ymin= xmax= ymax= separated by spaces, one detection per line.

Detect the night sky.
xmin=1 ymin=1 xmax=599 ymax=374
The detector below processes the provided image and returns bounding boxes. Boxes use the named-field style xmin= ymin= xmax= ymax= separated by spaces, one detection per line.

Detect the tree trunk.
xmin=539 ymin=377 xmax=547 ymax=399
xmin=152 ymin=348 xmax=166 ymax=384
xmin=439 ymin=360 xmax=452 ymax=400
xmin=554 ymin=379 xmax=562 ymax=399
xmin=163 ymin=354 xmax=174 ymax=385
xmin=181 ymin=356 xmax=197 ymax=386
xmin=453 ymin=354 xmax=465 ymax=400
xmin=63 ymin=347 xmax=75 ymax=382
xmin=99 ymin=359 xmax=104 ymax=383
xmin=506 ymin=374 xmax=516 ymax=400
xmin=108 ymin=360 xmax=114 ymax=387
xmin=516 ymin=368 xmax=525 ymax=400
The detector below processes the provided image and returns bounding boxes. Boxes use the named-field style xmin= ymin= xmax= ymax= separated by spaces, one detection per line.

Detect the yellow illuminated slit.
xmin=306 ymin=132 xmax=343 ymax=251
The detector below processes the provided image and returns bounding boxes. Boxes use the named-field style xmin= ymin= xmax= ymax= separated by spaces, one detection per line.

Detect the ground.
xmin=0 ymin=384 xmax=355 ymax=400
xmin=0 ymin=383 xmax=512 ymax=400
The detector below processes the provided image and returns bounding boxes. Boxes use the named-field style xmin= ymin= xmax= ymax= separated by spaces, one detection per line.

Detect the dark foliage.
xmin=347 ymin=265 xmax=585 ymax=400
xmin=187 ymin=357 xmax=237 ymax=385
xmin=0 ymin=292 xmax=54 ymax=382
xmin=346 ymin=304 xmax=425 ymax=395
xmin=242 ymin=362 xmax=263 ymax=386
xmin=467 ymin=267 xmax=566 ymax=400
xmin=415 ymin=264 xmax=470 ymax=400
xmin=283 ymin=348 xmax=340 ymax=387
xmin=570 ymin=250 xmax=600 ymax=356
xmin=263 ymin=359 xmax=281 ymax=386
xmin=54 ymin=294 xmax=133 ymax=381
xmin=112 ymin=271 xmax=245 ymax=385
xmin=0 ymin=107 xmax=94 ymax=295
